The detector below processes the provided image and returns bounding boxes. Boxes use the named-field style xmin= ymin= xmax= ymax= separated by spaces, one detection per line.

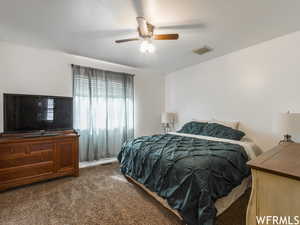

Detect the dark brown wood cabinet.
xmin=0 ymin=131 xmax=79 ymax=191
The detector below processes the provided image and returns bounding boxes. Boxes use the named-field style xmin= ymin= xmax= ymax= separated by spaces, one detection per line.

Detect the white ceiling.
xmin=1 ymin=0 xmax=300 ymax=73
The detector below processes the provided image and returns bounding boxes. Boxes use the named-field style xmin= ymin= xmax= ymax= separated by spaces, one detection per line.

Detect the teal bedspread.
xmin=118 ymin=134 xmax=250 ymax=225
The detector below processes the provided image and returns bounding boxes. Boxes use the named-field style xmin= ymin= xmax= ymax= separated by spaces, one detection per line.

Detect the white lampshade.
xmin=161 ymin=112 xmax=175 ymax=124
xmin=278 ymin=112 xmax=300 ymax=136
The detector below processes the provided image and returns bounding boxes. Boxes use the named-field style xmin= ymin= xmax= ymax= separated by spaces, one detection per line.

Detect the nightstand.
xmin=246 ymin=143 xmax=300 ymax=225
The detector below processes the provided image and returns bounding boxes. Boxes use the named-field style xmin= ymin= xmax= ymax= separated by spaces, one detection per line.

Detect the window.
xmin=72 ymin=65 xmax=134 ymax=161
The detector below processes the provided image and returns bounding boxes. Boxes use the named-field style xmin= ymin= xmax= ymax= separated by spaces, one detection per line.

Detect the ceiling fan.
xmin=115 ymin=17 xmax=179 ymax=53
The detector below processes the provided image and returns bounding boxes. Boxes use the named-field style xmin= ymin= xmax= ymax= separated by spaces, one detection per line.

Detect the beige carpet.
xmin=0 ymin=163 xmax=249 ymax=225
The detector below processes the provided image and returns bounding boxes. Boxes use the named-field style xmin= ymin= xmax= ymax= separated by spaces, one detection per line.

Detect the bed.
xmin=118 ymin=122 xmax=262 ymax=225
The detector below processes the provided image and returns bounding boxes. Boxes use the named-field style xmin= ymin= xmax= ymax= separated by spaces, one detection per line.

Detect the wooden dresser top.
xmin=0 ymin=131 xmax=79 ymax=144
xmin=247 ymin=143 xmax=300 ymax=180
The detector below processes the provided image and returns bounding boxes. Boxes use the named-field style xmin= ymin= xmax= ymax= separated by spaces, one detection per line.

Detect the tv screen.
xmin=4 ymin=94 xmax=73 ymax=133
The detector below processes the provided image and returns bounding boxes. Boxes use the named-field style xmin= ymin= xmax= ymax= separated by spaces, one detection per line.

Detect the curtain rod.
xmin=71 ymin=64 xmax=135 ymax=77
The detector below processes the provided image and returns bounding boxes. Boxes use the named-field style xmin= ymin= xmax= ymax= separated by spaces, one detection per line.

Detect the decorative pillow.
xmin=201 ymin=123 xmax=245 ymax=140
xmin=178 ymin=121 xmax=208 ymax=135
xmin=211 ymin=119 xmax=240 ymax=130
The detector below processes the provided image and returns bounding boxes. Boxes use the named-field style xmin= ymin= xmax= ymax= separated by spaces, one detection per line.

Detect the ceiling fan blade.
xmin=132 ymin=0 xmax=146 ymax=18
xmin=136 ymin=17 xmax=149 ymax=37
xmin=75 ymin=29 xmax=136 ymax=39
xmin=157 ymin=22 xmax=204 ymax=30
xmin=153 ymin=34 xmax=179 ymax=40
xmin=115 ymin=38 xmax=140 ymax=43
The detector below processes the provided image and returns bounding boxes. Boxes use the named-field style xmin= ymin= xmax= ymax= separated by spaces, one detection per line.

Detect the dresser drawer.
xmin=0 ymin=150 xmax=53 ymax=169
xmin=0 ymin=144 xmax=28 ymax=158
xmin=0 ymin=162 xmax=54 ymax=183
xmin=30 ymin=142 xmax=54 ymax=152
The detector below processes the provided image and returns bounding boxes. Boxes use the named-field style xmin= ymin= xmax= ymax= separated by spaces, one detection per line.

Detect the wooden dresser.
xmin=0 ymin=131 xmax=79 ymax=191
xmin=246 ymin=143 xmax=300 ymax=225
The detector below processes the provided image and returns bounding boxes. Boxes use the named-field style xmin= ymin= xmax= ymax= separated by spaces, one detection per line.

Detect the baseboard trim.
xmin=79 ymin=158 xmax=118 ymax=168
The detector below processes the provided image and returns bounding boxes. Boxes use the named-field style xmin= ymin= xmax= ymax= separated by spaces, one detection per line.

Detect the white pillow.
xmin=210 ymin=119 xmax=240 ymax=130
xmin=192 ymin=119 xmax=211 ymax=123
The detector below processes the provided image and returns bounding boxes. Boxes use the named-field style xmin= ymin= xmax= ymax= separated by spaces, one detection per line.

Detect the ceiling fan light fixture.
xmin=140 ymin=40 xmax=155 ymax=53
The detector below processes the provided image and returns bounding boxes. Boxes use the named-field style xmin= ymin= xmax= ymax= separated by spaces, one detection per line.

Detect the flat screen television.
xmin=3 ymin=93 xmax=73 ymax=133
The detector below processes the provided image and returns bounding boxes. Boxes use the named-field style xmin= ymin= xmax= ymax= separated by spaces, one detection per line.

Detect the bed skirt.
xmin=125 ymin=175 xmax=251 ymax=225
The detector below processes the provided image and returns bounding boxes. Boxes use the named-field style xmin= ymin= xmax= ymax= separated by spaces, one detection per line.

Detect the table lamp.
xmin=161 ymin=112 xmax=176 ymax=133
xmin=278 ymin=112 xmax=300 ymax=143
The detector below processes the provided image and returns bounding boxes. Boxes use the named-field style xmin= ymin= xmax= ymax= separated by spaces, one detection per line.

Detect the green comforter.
xmin=118 ymin=134 xmax=250 ymax=225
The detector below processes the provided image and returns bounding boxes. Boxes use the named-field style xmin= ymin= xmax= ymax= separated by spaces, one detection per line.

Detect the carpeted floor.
xmin=0 ymin=163 xmax=250 ymax=225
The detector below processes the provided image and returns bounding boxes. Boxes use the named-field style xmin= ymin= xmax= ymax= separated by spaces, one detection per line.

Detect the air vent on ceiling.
xmin=193 ymin=46 xmax=212 ymax=55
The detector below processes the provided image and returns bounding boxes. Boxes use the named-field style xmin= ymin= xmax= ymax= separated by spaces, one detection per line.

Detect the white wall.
xmin=166 ymin=31 xmax=300 ymax=151
xmin=0 ymin=41 xmax=164 ymax=137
